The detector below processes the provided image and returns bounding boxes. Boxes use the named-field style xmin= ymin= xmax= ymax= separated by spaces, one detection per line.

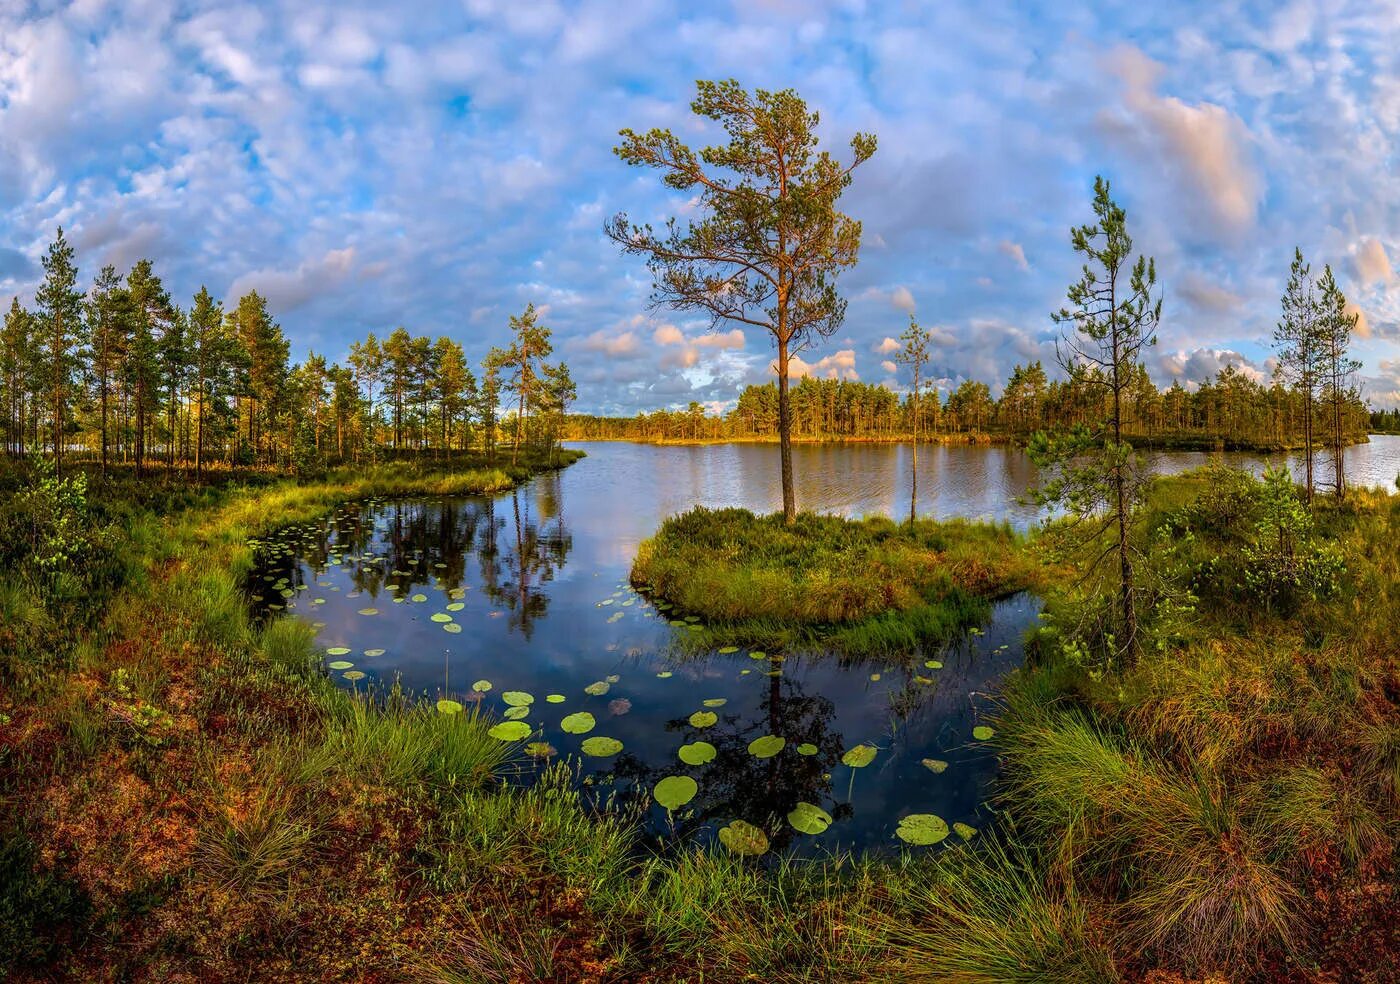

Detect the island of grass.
xmin=630 ymin=506 xmax=1043 ymax=656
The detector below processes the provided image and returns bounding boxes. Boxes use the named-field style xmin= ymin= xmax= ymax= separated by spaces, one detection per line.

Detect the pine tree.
xmin=497 ymin=304 xmax=553 ymax=464
xmin=1274 ymin=248 xmax=1325 ymax=502
xmin=188 ymin=286 xmax=233 ymax=478
xmin=87 ymin=265 xmax=130 ymax=475
xmin=1030 ymin=176 xmax=1160 ymax=665
xmin=1316 ymin=265 xmax=1361 ymax=499
xmin=1 ymin=298 xmax=36 ymax=459
xmin=126 ymin=260 xmax=173 ymax=477
xmin=895 ymin=316 xmax=932 ymax=525
xmin=35 ymin=228 xmax=85 ymax=473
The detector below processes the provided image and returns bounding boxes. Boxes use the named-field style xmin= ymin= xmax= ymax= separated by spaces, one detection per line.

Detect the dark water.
xmin=247 ymin=437 xmax=1400 ymax=855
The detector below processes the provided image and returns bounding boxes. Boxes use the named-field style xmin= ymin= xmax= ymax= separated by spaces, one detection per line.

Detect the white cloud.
xmin=881 ymin=359 xmax=898 ymax=373
xmin=226 ymin=247 xmax=357 ymax=312
xmin=1353 ymin=238 xmax=1394 ymax=288
xmin=875 ymin=336 xmax=900 ymax=355
xmin=998 ymin=240 xmax=1028 ymax=270
xmin=784 ymin=349 xmax=859 ymax=380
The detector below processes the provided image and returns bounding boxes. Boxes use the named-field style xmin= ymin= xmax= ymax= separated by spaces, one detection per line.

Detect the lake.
xmin=247 ymin=436 xmax=1400 ymax=855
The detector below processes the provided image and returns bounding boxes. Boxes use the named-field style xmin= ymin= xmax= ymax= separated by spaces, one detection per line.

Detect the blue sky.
xmin=3 ymin=0 xmax=1400 ymax=411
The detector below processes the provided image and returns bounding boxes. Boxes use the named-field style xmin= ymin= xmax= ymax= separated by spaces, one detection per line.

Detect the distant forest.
xmin=564 ymin=361 xmax=1373 ymax=450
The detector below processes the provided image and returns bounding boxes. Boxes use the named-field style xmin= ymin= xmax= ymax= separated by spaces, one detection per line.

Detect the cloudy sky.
xmin=4 ymin=0 xmax=1400 ymax=411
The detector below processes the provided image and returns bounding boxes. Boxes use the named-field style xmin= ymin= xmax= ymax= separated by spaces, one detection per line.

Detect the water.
xmin=247 ymin=436 xmax=1400 ymax=855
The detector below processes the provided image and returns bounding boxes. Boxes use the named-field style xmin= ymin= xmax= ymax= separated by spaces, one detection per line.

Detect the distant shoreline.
xmin=563 ymin=432 xmax=1375 ymax=453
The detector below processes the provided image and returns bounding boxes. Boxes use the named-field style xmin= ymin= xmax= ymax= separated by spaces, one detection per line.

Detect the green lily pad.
xmin=749 ymin=651 xmax=767 ymax=660
xmin=953 ymin=822 xmax=978 ymax=840
xmin=688 ymin=710 xmax=718 ymax=728
xmin=717 ymin=646 xmax=739 ymax=654
xmin=796 ymin=743 xmax=819 ymax=756
xmin=656 ymin=671 xmax=674 ymax=679
xmin=678 ymin=741 xmax=717 ymax=765
xmin=443 ymin=623 xmax=462 ymax=633
xmin=436 ymin=699 xmax=464 ymax=715
xmin=488 ymin=721 xmax=532 ymax=741
xmin=342 ymin=670 xmax=366 ymax=681
xmin=502 ymin=691 xmax=534 ymax=707
xmin=788 ymin=801 xmax=833 ymax=835
xmin=653 ymin=775 xmax=698 ymax=811
xmin=584 ymin=681 xmax=610 ymax=696
xmin=327 ymin=660 xmax=354 ymax=670
xmin=411 ymin=593 xmax=427 ymax=603
xmin=869 ymin=673 xmax=881 ymax=681
xmin=560 ymin=712 xmax=595 ymax=734
xmin=924 ymin=659 xmax=943 ymax=669
xmin=842 ymin=745 xmax=877 ymax=768
xmin=921 ymin=758 xmax=949 ymax=774
xmin=430 ymin=612 xmax=453 ymax=623
xmin=472 ymin=680 xmax=492 ymax=692
xmin=327 ymin=647 xmax=351 ymax=656
xmin=446 ymin=602 xmax=465 ymax=612
xmin=363 ymin=648 xmax=386 ymax=657
xmin=718 ymin=819 xmax=769 ymax=856
xmin=357 ymin=608 xmax=379 ymax=616
xmin=545 ymin=694 xmax=566 ymax=704
xmin=972 ymin=726 xmax=995 ymax=741
xmin=896 ymin=813 xmax=949 ymax=846
xmin=702 ymin=698 xmax=727 ymax=708
xmin=580 ymin=736 xmax=623 ymax=757
xmin=748 ymin=735 xmax=786 ymax=758
xmin=606 ymin=674 xmax=620 ymax=684
xmin=503 ymin=706 xmax=530 ymax=720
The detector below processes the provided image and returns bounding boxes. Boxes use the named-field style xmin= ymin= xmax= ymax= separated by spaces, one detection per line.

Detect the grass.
xmin=0 ymin=456 xmax=1397 ymax=981
xmin=632 ymin=506 xmax=1044 ymax=657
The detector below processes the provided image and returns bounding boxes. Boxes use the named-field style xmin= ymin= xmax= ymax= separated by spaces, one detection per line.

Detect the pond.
xmin=247 ymin=436 xmax=1400 ymax=856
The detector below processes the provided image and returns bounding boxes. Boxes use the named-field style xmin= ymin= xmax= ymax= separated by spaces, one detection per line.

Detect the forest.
xmin=564 ymin=362 xmax=1372 ymax=449
xmin=1 ymin=230 xmax=576 ymax=476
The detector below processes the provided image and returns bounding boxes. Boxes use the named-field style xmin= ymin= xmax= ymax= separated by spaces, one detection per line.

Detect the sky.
xmin=3 ymin=0 xmax=1400 ymax=412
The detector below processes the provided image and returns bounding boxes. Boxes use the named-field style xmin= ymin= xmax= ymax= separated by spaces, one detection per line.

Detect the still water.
xmin=248 ymin=437 xmax=1400 ymax=855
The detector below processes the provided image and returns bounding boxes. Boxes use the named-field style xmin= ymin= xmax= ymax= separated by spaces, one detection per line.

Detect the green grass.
xmin=2 ymin=458 xmax=1398 ymax=981
xmin=632 ymin=506 xmax=1042 ymax=657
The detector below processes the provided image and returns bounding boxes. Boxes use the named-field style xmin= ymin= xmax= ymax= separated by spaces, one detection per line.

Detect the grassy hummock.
xmin=631 ymin=507 xmax=1043 ymax=656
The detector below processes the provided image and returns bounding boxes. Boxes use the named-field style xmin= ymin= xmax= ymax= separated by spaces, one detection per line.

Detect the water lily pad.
xmin=749 ymin=651 xmax=767 ymax=660
xmin=545 ymin=694 xmax=566 ymax=704
xmin=924 ymin=659 xmax=943 ymax=670
xmin=606 ymin=674 xmax=620 ymax=684
xmin=327 ymin=660 xmax=354 ymax=670
xmin=718 ymin=819 xmax=769 ymax=856
xmin=584 ymin=681 xmax=610 ymax=696
xmin=488 ymin=721 xmax=532 ymax=741
xmin=896 ymin=813 xmax=949 ymax=846
xmin=972 ymin=725 xmax=995 ymax=741
xmin=411 ymin=593 xmax=428 ymax=603
xmin=953 ymin=822 xmax=978 ymax=840
xmin=717 ymin=646 xmax=739 ymax=654
xmin=327 ymin=647 xmax=351 ymax=656
xmin=430 ymin=612 xmax=453 ymax=623
xmin=796 ymin=743 xmax=819 ymax=756
xmin=688 ymin=710 xmax=717 ymax=728
xmin=580 ymin=736 xmax=623 ymax=757
xmin=437 ymin=699 xmax=464 ymax=715
xmin=702 ymin=698 xmax=727 ymax=708
xmin=560 ymin=712 xmax=595 ymax=734
xmin=653 ymin=775 xmax=698 ymax=811
xmin=869 ymin=673 xmax=881 ymax=681
xmin=678 ymin=741 xmax=716 ymax=765
xmin=921 ymin=758 xmax=949 ymax=774
xmin=788 ymin=801 xmax=833 ymax=835
xmin=446 ymin=602 xmax=465 ymax=612
xmin=748 ymin=735 xmax=786 ymax=758
xmin=655 ymin=671 xmax=674 ymax=679
xmin=363 ymin=648 xmax=386 ymax=657
xmin=502 ymin=691 xmax=534 ymax=707
xmin=503 ymin=706 xmax=530 ymax=720
xmin=448 ymin=588 xmax=466 ymax=600
xmin=357 ymin=608 xmax=379 ymax=616
xmin=472 ymin=679 xmax=492 ymax=692
xmin=443 ymin=623 xmax=462 ymax=633
xmin=342 ymin=670 xmax=366 ymax=682
xmin=842 ymin=744 xmax=877 ymax=768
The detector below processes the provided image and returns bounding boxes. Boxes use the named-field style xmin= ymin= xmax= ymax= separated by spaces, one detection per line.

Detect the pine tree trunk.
xmin=777 ymin=334 xmax=796 ymax=524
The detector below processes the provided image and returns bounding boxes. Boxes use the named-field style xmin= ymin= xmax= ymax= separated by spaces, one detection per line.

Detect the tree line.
xmin=562 ymin=361 xmax=1369 ymax=450
xmin=0 ymin=230 xmax=575 ymax=477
